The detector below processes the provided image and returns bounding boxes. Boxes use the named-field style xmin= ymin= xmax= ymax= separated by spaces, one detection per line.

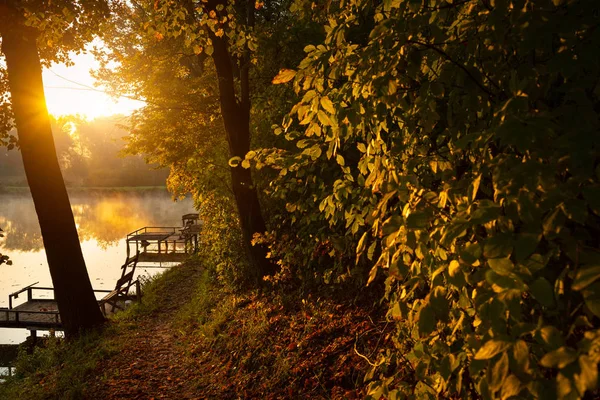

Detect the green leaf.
xmin=489 ymin=352 xmax=509 ymax=391
xmin=474 ymin=340 xmax=512 ymax=360
xmin=356 ymin=231 xmax=368 ymax=258
xmin=406 ymin=212 xmax=428 ymax=229
xmin=418 ymin=304 xmax=436 ymax=336
xmin=320 ymin=97 xmax=335 ymax=114
xmin=540 ymin=347 xmax=577 ymax=369
xmin=367 ymin=241 xmax=377 ymax=261
xmin=488 ymin=257 xmax=514 ymax=275
xmin=561 ymin=199 xmax=588 ymax=224
xmin=582 ymin=282 xmax=600 ymax=318
xmin=449 ymin=260 xmax=461 ymax=277
xmin=576 ymin=355 xmax=598 ymax=394
xmin=460 ymin=242 xmax=482 ymax=265
xmin=543 ymin=208 xmax=563 ymax=238
xmin=471 ymin=174 xmax=482 ymax=201
xmin=204 ymin=45 xmax=214 ymax=56
xmin=501 ymin=375 xmax=523 ymax=400
xmin=572 ymin=265 xmax=600 ymax=291
xmin=486 ymin=270 xmax=524 ymax=291
xmin=241 ymin=159 xmax=251 ymax=169
xmin=484 ymin=233 xmax=513 ymax=259
xmin=513 ymin=340 xmax=531 ymax=376
xmin=514 ymin=232 xmax=541 ymax=262
xmin=529 ymin=277 xmax=555 ymax=307
xmin=539 ymin=326 xmax=564 ymax=350
xmin=522 ymin=253 xmax=548 ymax=274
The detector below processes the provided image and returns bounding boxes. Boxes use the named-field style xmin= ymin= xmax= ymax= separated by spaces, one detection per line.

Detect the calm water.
xmin=0 ymin=190 xmax=194 ymax=344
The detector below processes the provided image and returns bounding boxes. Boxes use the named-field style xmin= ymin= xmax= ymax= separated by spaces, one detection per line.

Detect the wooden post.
xmin=136 ymin=280 xmax=141 ymax=303
xmin=30 ymin=330 xmax=37 ymax=346
xmin=27 ymin=287 xmax=32 ymax=302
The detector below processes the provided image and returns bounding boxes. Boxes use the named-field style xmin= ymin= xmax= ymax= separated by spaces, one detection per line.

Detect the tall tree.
xmin=201 ymin=0 xmax=274 ymax=277
xmin=98 ymin=0 xmax=294 ymax=279
xmin=0 ymin=0 xmax=107 ymax=336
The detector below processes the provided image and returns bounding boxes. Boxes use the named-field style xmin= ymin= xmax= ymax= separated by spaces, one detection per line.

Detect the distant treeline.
xmin=0 ymin=115 xmax=168 ymax=187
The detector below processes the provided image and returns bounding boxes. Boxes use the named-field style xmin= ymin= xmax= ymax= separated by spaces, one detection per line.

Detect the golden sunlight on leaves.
xmin=272 ymin=69 xmax=296 ymax=84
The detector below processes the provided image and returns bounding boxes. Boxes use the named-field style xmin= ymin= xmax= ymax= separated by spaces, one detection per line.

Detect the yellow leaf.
xmin=272 ymin=69 xmax=296 ymax=84
xmin=320 ymin=97 xmax=335 ymax=114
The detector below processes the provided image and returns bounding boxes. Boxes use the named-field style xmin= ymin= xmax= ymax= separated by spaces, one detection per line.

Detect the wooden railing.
xmin=8 ymin=283 xmax=54 ymax=309
xmin=126 ymin=226 xmax=197 ymax=258
xmin=0 ymin=308 xmax=61 ymax=325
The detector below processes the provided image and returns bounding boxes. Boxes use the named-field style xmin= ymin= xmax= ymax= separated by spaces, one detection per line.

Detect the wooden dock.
xmin=0 ymin=299 xmax=61 ymax=330
xmin=0 ymin=253 xmax=141 ymax=331
xmin=125 ymin=214 xmax=201 ymax=265
xmin=0 ymin=214 xmax=201 ymax=334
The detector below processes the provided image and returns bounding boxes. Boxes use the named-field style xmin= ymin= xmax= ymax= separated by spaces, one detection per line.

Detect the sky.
xmin=41 ymin=52 xmax=145 ymax=120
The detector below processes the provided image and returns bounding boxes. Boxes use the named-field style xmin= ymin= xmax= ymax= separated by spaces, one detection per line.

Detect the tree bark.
xmin=0 ymin=16 xmax=105 ymax=336
xmin=205 ymin=9 xmax=275 ymax=278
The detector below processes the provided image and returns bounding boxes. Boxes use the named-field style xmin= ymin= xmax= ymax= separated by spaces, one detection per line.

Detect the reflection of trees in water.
xmin=0 ymin=192 xmax=194 ymax=251
xmin=0 ymin=197 xmax=44 ymax=251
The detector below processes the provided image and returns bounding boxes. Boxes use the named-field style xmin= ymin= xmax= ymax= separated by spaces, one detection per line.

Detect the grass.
xmin=0 ymin=328 xmax=122 ymax=400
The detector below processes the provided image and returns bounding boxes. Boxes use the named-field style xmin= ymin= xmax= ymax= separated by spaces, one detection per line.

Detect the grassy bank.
xmin=0 ymin=257 xmax=384 ymax=399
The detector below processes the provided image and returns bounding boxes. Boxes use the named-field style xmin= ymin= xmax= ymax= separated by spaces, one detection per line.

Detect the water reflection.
xmin=0 ymin=191 xmax=193 ymax=251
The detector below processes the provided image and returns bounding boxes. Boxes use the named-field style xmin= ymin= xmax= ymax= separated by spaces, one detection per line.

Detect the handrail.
xmin=4 ymin=309 xmax=60 ymax=316
xmin=126 ymin=226 xmax=180 ymax=238
xmin=9 ymin=282 xmax=39 ymax=298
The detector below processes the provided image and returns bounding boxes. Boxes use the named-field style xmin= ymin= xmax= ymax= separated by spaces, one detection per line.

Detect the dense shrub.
xmin=252 ymin=0 xmax=600 ymax=398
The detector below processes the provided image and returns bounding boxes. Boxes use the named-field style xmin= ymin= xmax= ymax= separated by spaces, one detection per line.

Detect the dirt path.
xmin=85 ymin=265 xmax=202 ymax=399
xmin=86 ymin=321 xmax=198 ymax=399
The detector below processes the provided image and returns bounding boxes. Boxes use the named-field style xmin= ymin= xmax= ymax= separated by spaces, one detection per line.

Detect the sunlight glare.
xmin=42 ymin=51 xmax=144 ymax=120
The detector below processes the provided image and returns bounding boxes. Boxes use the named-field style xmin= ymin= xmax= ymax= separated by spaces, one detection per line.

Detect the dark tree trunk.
xmin=0 ymin=19 xmax=105 ymax=336
xmin=205 ymin=9 xmax=275 ymax=278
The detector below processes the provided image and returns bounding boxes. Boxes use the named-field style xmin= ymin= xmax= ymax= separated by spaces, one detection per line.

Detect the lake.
xmin=0 ymin=189 xmax=194 ymax=344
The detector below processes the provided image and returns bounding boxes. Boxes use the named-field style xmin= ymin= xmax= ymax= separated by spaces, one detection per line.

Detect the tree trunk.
xmin=0 ymin=20 xmax=105 ymax=336
xmin=207 ymin=24 xmax=275 ymax=279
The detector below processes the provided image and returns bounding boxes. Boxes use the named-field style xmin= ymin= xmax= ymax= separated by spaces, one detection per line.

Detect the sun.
xmin=42 ymin=52 xmax=144 ymax=120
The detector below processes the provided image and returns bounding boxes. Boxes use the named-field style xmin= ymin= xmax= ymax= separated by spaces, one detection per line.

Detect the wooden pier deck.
xmin=0 ymin=252 xmax=141 ymax=331
xmin=0 ymin=299 xmax=61 ymax=330
xmin=126 ymin=221 xmax=201 ymax=264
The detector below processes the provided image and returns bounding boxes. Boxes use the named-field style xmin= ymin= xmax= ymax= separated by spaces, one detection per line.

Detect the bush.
xmin=253 ymin=0 xmax=600 ymax=398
